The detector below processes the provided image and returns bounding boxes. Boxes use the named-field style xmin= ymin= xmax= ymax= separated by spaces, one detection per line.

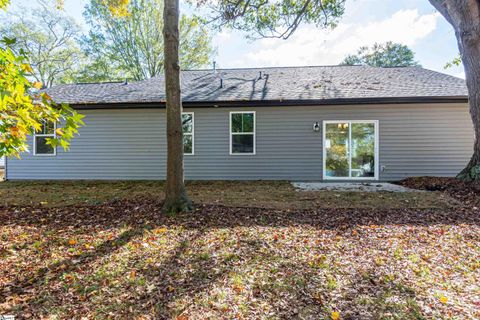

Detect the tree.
xmin=428 ymin=0 xmax=480 ymax=181
xmin=341 ymin=42 xmax=420 ymax=67
xmin=162 ymin=0 xmax=192 ymax=213
xmin=0 ymin=0 xmax=84 ymax=159
xmin=82 ymin=0 xmax=213 ymax=81
xmin=73 ymin=55 xmax=125 ymax=83
xmin=1 ymin=1 xmax=84 ymax=87
xmin=101 ymin=0 xmax=195 ymax=213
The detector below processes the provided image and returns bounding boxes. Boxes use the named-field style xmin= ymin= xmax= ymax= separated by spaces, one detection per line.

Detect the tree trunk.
xmin=162 ymin=0 xmax=192 ymax=213
xmin=458 ymin=39 xmax=480 ymax=181
xmin=429 ymin=0 xmax=480 ymax=181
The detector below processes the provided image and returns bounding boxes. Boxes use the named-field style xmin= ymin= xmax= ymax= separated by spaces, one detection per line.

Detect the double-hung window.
xmin=34 ymin=120 xmax=56 ymax=156
xmin=230 ymin=111 xmax=255 ymax=155
xmin=182 ymin=112 xmax=194 ymax=155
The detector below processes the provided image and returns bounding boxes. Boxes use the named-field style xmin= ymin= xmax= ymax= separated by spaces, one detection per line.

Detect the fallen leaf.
xmin=128 ymin=271 xmax=137 ymax=281
xmin=146 ymin=284 xmax=156 ymax=293
xmin=154 ymin=227 xmax=168 ymax=234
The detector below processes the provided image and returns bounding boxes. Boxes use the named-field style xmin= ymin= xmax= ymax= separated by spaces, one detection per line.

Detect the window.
xmin=34 ymin=121 xmax=56 ymax=156
xmin=323 ymin=120 xmax=378 ymax=180
xmin=182 ymin=112 xmax=194 ymax=155
xmin=230 ymin=111 xmax=255 ymax=155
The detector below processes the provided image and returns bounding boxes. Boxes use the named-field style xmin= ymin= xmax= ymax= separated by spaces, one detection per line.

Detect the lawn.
xmin=0 ymin=180 xmax=479 ymax=319
xmin=0 ymin=180 xmax=455 ymax=209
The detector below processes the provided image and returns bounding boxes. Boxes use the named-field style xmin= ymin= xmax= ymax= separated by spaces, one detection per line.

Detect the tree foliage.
xmin=341 ymin=42 xmax=420 ymax=67
xmin=1 ymin=1 xmax=85 ymax=88
xmin=205 ymin=0 xmax=346 ymax=39
xmin=82 ymin=0 xmax=214 ymax=81
xmin=0 ymin=1 xmax=84 ymax=159
xmin=444 ymin=54 xmax=462 ymax=69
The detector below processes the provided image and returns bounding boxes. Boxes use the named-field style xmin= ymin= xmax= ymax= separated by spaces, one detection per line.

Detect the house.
xmin=4 ymin=65 xmax=473 ymax=181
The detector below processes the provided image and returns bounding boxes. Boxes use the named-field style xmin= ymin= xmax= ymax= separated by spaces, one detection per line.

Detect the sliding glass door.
xmin=323 ymin=121 xmax=378 ymax=180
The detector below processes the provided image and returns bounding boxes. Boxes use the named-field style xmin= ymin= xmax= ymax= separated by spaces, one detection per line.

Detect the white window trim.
xmin=33 ymin=121 xmax=57 ymax=156
xmin=182 ymin=112 xmax=194 ymax=156
xmin=229 ymin=111 xmax=256 ymax=155
xmin=322 ymin=120 xmax=379 ymax=180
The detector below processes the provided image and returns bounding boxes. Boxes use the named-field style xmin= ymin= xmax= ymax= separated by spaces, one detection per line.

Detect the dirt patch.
xmin=398 ymin=176 xmax=480 ymax=207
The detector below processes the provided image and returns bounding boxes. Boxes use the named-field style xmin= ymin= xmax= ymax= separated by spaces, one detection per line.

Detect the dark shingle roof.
xmin=46 ymin=65 xmax=467 ymax=105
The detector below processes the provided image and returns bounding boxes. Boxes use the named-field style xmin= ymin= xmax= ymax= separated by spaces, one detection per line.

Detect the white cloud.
xmin=237 ymin=9 xmax=440 ymax=67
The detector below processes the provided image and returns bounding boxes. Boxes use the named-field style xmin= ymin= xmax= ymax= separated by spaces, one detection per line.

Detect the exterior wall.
xmin=0 ymin=156 xmax=4 ymax=168
xmin=6 ymin=103 xmax=473 ymax=181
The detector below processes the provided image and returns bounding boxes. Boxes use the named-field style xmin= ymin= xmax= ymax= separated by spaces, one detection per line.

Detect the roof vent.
xmin=124 ymin=78 xmax=128 ymax=85
xmin=259 ymin=71 xmax=262 ymax=79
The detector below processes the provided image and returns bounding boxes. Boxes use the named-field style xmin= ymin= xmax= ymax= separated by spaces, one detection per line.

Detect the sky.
xmin=8 ymin=0 xmax=465 ymax=78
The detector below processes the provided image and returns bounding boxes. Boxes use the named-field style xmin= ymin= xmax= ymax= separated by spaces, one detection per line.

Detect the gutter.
xmin=69 ymin=96 xmax=469 ymax=110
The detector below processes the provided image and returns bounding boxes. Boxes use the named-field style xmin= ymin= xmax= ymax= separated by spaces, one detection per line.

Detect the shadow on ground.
xmin=1 ymin=199 xmax=479 ymax=319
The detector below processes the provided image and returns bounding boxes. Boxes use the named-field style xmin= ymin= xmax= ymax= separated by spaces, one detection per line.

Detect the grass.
xmin=0 ymin=180 xmax=455 ymax=209
xmin=0 ymin=181 xmax=478 ymax=319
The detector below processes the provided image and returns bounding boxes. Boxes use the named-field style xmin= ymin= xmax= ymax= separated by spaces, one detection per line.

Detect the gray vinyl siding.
xmin=6 ymin=103 xmax=473 ymax=181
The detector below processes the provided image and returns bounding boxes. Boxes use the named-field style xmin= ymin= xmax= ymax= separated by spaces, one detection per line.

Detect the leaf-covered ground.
xmin=0 ymin=181 xmax=479 ymax=319
xmin=399 ymin=176 xmax=480 ymax=207
xmin=0 ymin=180 xmax=454 ymax=209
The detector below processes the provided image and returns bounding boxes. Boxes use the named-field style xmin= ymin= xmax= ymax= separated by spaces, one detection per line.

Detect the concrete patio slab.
xmin=292 ymin=182 xmax=421 ymax=192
